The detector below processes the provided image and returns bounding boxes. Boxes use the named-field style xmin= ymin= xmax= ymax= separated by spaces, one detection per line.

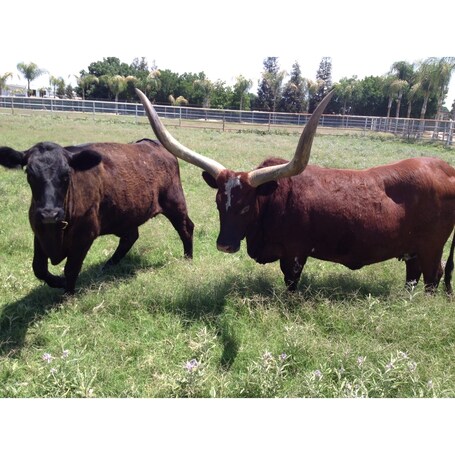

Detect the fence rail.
xmin=1 ymin=96 xmax=453 ymax=146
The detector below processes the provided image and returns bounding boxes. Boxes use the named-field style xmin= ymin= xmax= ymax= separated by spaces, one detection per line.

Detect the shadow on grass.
xmin=143 ymin=271 xmax=276 ymax=370
xmin=0 ymin=252 xmax=165 ymax=357
xmin=298 ymin=271 xmax=398 ymax=302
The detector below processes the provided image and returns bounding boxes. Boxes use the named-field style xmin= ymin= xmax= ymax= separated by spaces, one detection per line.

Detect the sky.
xmin=2 ymin=0 xmax=455 ymax=107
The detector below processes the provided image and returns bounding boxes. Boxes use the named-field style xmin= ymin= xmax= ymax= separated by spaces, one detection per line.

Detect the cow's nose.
xmin=39 ymin=209 xmax=60 ymax=224
xmin=217 ymin=243 xmax=240 ymax=254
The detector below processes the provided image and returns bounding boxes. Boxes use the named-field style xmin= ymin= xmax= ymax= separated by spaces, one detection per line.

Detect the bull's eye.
xmin=240 ymin=205 xmax=250 ymax=215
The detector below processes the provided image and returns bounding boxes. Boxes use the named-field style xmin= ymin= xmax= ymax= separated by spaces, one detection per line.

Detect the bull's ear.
xmin=256 ymin=181 xmax=278 ymax=196
xmin=202 ymin=171 xmax=218 ymax=189
xmin=69 ymin=150 xmax=102 ymax=171
xmin=0 ymin=147 xmax=27 ymax=169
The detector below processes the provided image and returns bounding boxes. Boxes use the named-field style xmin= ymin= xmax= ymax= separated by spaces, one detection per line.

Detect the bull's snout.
xmin=217 ymin=242 xmax=240 ymax=254
xmin=37 ymin=208 xmax=64 ymax=224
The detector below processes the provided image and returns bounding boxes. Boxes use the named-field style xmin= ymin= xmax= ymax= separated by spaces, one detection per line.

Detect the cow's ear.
xmin=202 ymin=171 xmax=218 ymax=189
xmin=69 ymin=150 xmax=102 ymax=171
xmin=0 ymin=147 xmax=27 ymax=169
xmin=256 ymin=181 xmax=278 ymax=196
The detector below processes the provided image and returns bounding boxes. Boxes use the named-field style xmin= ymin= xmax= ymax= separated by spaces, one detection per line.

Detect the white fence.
xmin=1 ymin=96 xmax=453 ymax=146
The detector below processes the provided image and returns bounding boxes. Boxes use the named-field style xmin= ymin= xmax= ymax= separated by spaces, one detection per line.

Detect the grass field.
xmin=1 ymin=111 xmax=455 ymax=398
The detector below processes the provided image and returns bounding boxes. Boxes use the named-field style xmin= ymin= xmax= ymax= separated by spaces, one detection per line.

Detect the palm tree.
xmin=75 ymin=74 xmax=99 ymax=100
xmin=383 ymin=75 xmax=398 ymax=118
xmin=234 ymin=75 xmax=253 ymax=111
xmin=49 ymin=75 xmax=65 ymax=98
xmin=169 ymin=95 xmax=188 ymax=106
xmin=16 ymin=62 xmax=47 ymax=96
xmin=335 ymin=76 xmax=358 ymax=115
xmin=406 ymin=82 xmax=421 ymax=118
xmin=389 ymin=61 xmax=414 ymax=117
xmin=415 ymin=59 xmax=439 ymax=120
xmin=101 ymin=75 xmax=137 ymax=103
xmin=0 ymin=72 xmax=13 ymax=95
xmin=431 ymin=57 xmax=455 ymax=121
xmin=138 ymin=69 xmax=161 ymax=99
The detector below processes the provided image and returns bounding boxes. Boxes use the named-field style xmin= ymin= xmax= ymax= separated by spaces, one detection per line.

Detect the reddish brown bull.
xmin=0 ymin=139 xmax=194 ymax=293
xmin=136 ymin=88 xmax=455 ymax=293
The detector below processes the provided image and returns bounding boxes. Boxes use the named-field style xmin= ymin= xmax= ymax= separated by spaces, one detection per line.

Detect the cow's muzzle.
xmin=217 ymin=243 xmax=240 ymax=254
xmin=37 ymin=208 xmax=65 ymax=225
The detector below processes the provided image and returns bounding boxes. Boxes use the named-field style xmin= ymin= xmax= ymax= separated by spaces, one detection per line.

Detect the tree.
xmin=169 ymin=95 xmax=188 ymax=106
xmin=16 ymin=62 xmax=47 ymax=96
xmin=280 ymin=62 xmax=307 ymax=113
xmin=415 ymin=58 xmax=440 ymax=120
xmin=101 ymin=75 xmax=136 ymax=103
xmin=136 ymin=69 xmax=161 ymax=100
xmin=351 ymin=76 xmax=388 ymax=116
xmin=49 ymin=75 xmax=65 ymax=97
xmin=0 ymin=72 xmax=13 ymax=95
xmin=233 ymin=75 xmax=253 ymax=111
xmin=430 ymin=57 xmax=455 ymax=121
xmin=406 ymin=83 xmax=421 ymax=118
xmin=309 ymin=57 xmax=332 ymax=112
xmin=75 ymin=73 xmax=99 ymax=100
xmin=155 ymin=69 xmax=180 ymax=104
xmin=257 ymin=57 xmax=286 ymax=112
xmin=389 ymin=61 xmax=413 ymax=117
xmin=210 ymin=80 xmax=233 ymax=109
xmin=383 ymin=75 xmax=408 ymax=118
xmin=335 ymin=76 xmax=358 ymax=115
xmin=193 ymin=77 xmax=214 ymax=108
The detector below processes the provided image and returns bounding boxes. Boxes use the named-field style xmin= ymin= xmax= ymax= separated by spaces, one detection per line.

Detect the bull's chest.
xmin=33 ymin=224 xmax=68 ymax=265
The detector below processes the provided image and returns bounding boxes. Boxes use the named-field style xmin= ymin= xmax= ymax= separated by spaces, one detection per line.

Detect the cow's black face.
xmin=26 ymin=143 xmax=71 ymax=225
xmin=24 ymin=142 xmax=102 ymax=226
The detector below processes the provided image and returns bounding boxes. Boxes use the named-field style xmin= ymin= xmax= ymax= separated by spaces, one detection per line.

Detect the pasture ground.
xmin=1 ymin=111 xmax=455 ymax=399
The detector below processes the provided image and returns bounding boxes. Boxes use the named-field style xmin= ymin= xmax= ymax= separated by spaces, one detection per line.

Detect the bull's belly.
xmin=309 ymin=249 xmax=397 ymax=270
xmin=248 ymin=235 xmax=408 ymax=270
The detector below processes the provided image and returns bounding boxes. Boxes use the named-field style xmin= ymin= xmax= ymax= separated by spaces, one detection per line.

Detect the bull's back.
xmin=260 ymin=157 xmax=455 ymax=266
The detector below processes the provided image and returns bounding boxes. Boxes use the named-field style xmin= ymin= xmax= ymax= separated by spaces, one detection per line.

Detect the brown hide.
xmin=212 ymin=156 xmax=455 ymax=292
xmin=1 ymin=139 xmax=193 ymax=293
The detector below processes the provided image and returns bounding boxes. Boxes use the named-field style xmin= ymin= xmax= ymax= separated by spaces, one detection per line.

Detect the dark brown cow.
xmin=0 ymin=139 xmax=194 ymax=293
xmin=136 ymin=88 xmax=455 ymax=293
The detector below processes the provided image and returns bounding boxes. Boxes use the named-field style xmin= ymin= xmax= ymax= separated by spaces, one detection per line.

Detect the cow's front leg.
xmin=32 ymin=236 xmax=66 ymax=289
xmin=280 ymin=256 xmax=307 ymax=291
xmin=63 ymin=242 xmax=93 ymax=294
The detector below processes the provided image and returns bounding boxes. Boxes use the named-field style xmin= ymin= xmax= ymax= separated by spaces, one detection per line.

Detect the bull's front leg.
xmin=280 ymin=256 xmax=307 ymax=291
xmin=63 ymin=241 xmax=94 ymax=294
xmin=32 ymin=236 xmax=66 ymax=289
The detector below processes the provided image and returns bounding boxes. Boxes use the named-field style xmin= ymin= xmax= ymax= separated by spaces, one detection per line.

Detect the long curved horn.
xmin=248 ymin=90 xmax=335 ymax=187
xmin=135 ymin=88 xmax=225 ymax=178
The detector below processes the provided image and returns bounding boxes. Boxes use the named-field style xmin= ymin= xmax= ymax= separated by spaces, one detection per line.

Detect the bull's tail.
xmin=444 ymin=229 xmax=455 ymax=294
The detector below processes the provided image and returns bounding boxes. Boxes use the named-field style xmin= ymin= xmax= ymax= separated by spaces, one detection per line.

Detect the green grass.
xmin=1 ymin=111 xmax=455 ymax=397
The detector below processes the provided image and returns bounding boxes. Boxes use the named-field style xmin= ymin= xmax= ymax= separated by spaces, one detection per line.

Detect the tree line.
xmin=1 ymin=56 xmax=454 ymax=119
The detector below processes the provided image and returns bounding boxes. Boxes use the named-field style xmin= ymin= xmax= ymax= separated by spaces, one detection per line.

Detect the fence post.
xmin=448 ymin=120 xmax=454 ymax=146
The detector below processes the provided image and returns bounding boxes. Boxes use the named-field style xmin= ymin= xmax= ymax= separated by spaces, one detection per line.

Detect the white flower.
xmin=185 ymin=359 xmax=199 ymax=372
xmin=314 ymin=369 xmax=323 ymax=380
xmin=42 ymin=353 xmax=53 ymax=363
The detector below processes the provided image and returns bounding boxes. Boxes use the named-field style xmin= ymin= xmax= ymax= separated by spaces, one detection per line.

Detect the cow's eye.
xmin=240 ymin=205 xmax=250 ymax=215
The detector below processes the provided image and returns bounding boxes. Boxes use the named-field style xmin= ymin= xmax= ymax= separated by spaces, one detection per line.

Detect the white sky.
xmin=2 ymin=0 xmax=454 ymax=107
